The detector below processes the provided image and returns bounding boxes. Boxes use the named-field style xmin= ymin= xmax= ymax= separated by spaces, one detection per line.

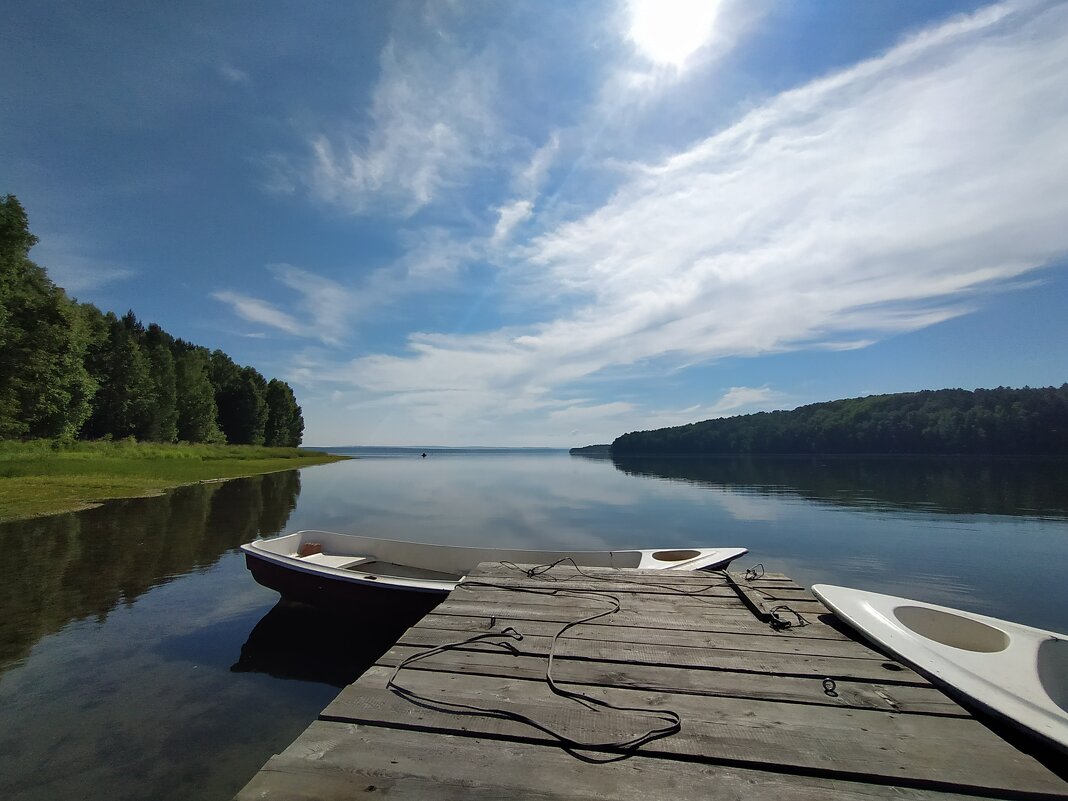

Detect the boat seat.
xmin=297 ymin=553 xmax=371 ymax=569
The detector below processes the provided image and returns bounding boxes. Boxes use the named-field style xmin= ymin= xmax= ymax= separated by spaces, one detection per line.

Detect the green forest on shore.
xmin=0 ymin=194 xmax=350 ymax=522
xmin=1 ymin=194 xmax=301 ymax=447
xmin=608 ymin=385 xmax=1068 ymax=456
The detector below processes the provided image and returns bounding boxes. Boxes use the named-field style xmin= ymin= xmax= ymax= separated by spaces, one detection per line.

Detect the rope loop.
xmin=388 ymin=560 xmax=684 ymax=762
xmin=768 ymin=604 xmax=809 ymax=630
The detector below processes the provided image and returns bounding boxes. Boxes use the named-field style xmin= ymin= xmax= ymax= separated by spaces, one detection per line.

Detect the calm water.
xmin=1 ymin=451 xmax=1067 ymax=800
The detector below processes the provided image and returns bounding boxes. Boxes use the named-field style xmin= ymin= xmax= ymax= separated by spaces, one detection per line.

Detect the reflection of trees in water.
xmin=0 ymin=471 xmax=301 ymax=671
xmin=608 ymin=456 xmax=1068 ymax=518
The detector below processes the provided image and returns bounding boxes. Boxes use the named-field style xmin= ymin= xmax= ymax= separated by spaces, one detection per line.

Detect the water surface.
xmin=1 ymin=451 xmax=1066 ymax=800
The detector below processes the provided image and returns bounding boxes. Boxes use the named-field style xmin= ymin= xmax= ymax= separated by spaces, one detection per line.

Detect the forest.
xmin=612 ymin=385 xmax=1068 ymax=456
xmin=0 ymin=194 xmax=303 ymax=446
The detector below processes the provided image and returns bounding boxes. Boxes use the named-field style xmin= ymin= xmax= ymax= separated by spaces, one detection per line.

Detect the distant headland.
xmin=573 ymin=385 xmax=1068 ymax=457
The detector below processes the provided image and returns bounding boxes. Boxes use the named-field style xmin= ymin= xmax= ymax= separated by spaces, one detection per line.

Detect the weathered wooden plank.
xmin=472 ymin=562 xmax=806 ymax=590
xmin=359 ymin=666 xmax=963 ymax=735
xmin=447 ymin=584 xmax=830 ymax=619
xmin=321 ymin=684 xmax=1068 ymax=796
xmin=723 ymin=570 xmax=819 ymax=629
xmin=442 ymin=590 xmax=756 ymax=616
xmin=413 ymin=613 xmax=883 ymax=660
xmin=471 ymin=562 xmax=792 ymax=581
xmin=375 ymin=644 xmax=964 ymax=715
xmin=468 ymin=562 xmax=800 ymax=587
xmin=428 ymin=597 xmax=852 ymax=640
xmin=460 ymin=576 xmax=817 ymax=603
xmin=391 ymin=624 xmax=920 ymax=684
xmin=236 ymin=721 xmax=998 ymax=801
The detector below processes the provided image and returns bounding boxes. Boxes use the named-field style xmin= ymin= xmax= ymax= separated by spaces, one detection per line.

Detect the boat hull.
xmin=244 ymin=552 xmax=446 ymax=623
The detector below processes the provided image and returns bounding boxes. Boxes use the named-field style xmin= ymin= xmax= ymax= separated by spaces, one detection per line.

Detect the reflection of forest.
xmin=0 ymin=471 xmax=300 ymax=671
xmin=608 ymin=456 xmax=1068 ymax=518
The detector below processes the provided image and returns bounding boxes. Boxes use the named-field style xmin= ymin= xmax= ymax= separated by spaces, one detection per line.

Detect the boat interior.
xmin=297 ymin=551 xmax=463 ymax=582
xmin=250 ymin=529 xmax=650 ymax=577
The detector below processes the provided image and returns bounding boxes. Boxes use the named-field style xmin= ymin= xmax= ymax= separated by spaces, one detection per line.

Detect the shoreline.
xmin=0 ymin=444 xmax=350 ymax=523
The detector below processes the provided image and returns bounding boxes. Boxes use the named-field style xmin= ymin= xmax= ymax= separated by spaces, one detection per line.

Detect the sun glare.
xmin=628 ymin=0 xmax=722 ymax=69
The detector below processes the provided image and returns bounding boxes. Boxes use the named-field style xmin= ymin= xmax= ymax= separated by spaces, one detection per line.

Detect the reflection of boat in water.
xmin=813 ymin=585 xmax=1068 ymax=754
xmin=241 ymin=530 xmax=747 ymax=616
xmin=231 ymin=600 xmax=411 ymax=687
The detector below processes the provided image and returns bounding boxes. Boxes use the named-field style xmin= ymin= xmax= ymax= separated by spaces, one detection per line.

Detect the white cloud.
xmin=491 ymin=200 xmax=533 ymax=244
xmin=706 ymin=386 xmax=784 ymax=417
xmin=300 ymin=35 xmax=499 ymax=216
xmin=211 ymin=291 xmax=303 ymax=336
xmin=296 ymin=0 xmax=1068 ymax=445
xmin=489 ymin=132 xmax=561 ymax=246
xmin=518 ymin=132 xmax=560 ymax=198
xmin=219 ymin=63 xmax=249 ymax=85
xmin=270 ymin=265 xmax=353 ymax=346
xmin=212 ymin=267 xmax=360 ymax=346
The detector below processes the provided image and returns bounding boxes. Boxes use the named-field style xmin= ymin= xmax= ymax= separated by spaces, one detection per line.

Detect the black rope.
xmin=744 ymin=563 xmax=765 ymax=581
xmin=386 ymin=569 xmax=682 ymax=762
xmin=768 ymin=604 xmax=809 ymax=631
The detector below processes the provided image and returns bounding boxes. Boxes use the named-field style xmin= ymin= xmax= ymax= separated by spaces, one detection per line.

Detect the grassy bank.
xmin=0 ymin=439 xmax=349 ymax=522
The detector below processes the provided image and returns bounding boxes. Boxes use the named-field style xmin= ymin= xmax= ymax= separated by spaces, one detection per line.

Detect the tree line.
xmin=612 ymin=386 xmax=1068 ymax=456
xmin=0 ymin=194 xmax=303 ymax=445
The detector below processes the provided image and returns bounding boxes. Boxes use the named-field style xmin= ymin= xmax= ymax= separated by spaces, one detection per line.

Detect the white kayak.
xmin=812 ymin=584 xmax=1068 ymax=753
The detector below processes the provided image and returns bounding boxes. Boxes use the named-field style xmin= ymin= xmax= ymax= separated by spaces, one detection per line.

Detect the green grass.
xmin=0 ymin=439 xmax=349 ymax=522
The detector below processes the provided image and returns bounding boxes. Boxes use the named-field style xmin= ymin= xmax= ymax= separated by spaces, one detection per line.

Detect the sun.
xmin=627 ymin=0 xmax=722 ymax=70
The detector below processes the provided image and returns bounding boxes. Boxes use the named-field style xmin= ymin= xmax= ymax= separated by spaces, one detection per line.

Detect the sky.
xmin=3 ymin=0 xmax=1068 ymax=447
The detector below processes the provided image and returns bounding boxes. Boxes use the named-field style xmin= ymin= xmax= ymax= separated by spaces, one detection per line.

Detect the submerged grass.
xmin=0 ymin=439 xmax=349 ymax=522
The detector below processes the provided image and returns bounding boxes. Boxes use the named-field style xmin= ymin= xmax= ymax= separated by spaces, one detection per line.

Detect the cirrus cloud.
xmin=299 ymin=1 xmax=1068 ymax=445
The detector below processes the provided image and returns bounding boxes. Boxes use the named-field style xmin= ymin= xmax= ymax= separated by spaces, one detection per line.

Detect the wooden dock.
xmin=236 ymin=563 xmax=1068 ymax=800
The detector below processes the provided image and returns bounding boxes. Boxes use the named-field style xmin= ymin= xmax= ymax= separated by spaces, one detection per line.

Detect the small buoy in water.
xmin=421 ymin=452 xmax=427 ymax=458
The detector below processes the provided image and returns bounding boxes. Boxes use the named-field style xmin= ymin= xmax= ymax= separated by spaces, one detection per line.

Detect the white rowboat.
xmin=242 ymin=530 xmax=747 ymax=619
xmin=812 ymin=584 xmax=1068 ymax=753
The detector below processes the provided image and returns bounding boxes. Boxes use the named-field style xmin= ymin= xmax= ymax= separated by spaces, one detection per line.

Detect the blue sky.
xmin=3 ymin=0 xmax=1068 ymax=447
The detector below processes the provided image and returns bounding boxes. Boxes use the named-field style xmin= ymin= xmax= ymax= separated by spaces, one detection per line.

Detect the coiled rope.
xmin=386 ymin=561 xmax=682 ymax=762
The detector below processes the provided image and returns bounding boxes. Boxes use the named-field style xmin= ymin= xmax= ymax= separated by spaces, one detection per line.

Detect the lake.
xmin=1 ymin=450 xmax=1066 ymax=800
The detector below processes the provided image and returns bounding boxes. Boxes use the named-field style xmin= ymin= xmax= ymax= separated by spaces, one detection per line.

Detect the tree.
xmin=174 ymin=348 xmax=224 ymax=443
xmin=210 ymin=351 xmax=268 ymax=445
xmin=81 ymin=312 xmax=155 ymax=439
xmin=264 ymin=379 xmax=303 ymax=446
xmin=145 ymin=342 xmax=178 ymax=442
xmin=0 ymin=195 xmax=95 ymax=439
xmin=143 ymin=324 xmax=178 ymax=442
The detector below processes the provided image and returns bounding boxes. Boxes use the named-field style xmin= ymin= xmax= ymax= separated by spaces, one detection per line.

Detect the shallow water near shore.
xmin=1 ymin=450 xmax=1066 ymax=800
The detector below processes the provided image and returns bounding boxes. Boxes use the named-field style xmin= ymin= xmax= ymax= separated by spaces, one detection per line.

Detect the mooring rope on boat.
xmin=385 ymin=576 xmax=682 ymax=762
